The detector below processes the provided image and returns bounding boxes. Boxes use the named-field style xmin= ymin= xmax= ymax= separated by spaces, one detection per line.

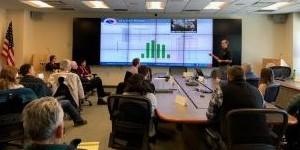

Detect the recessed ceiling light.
xmin=21 ymin=0 xmax=53 ymax=8
xmin=146 ymin=1 xmax=165 ymax=10
xmin=82 ymin=1 xmax=110 ymax=9
xmin=203 ymin=2 xmax=225 ymax=10
xmin=261 ymin=2 xmax=290 ymax=10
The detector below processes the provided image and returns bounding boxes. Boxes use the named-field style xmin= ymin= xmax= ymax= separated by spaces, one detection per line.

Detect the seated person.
xmin=0 ymin=66 xmax=37 ymax=103
xmin=138 ymin=65 xmax=155 ymax=92
xmin=124 ymin=74 xmax=157 ymax=138
xmin=76 ymin=59 xmax=110 ymax=105
xmin=70 ymin=61 xmax=78 ymax=73
xmin=206 ymin=66 xmax=270 ymax=144
xmin=124 ymin=58 xmax=140 ymax=82
xmin=19 ymin=64 xmax=87 ymax=126
xmin=45 ymin=55 xmax=60 ymax=72
xmin=23 ymin=97 xmax=81 ymax=150
xmin=48 ymin=59 xmax=84 ymax=108
xmin=242 ymin=63 xmax=258 ymax=79
xmin=19 ymin=64 xmax=52 ymax=98
xmin=258 ymin=68 xmax=275 ymax=97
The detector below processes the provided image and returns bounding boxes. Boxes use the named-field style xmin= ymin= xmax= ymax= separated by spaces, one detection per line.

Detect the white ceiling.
xmin=0 ymin=0 xmax=300 ymax=16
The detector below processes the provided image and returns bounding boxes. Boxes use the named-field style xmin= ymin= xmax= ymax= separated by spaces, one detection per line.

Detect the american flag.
xmin=1 ymin=22 xmax=15 ymax=66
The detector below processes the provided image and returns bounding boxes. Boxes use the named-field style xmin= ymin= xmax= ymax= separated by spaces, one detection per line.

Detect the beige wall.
xmin=0 ymin=10 xmax=294 ymax=85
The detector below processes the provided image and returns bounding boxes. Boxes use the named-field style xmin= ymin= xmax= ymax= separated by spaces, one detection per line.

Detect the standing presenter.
xmin=209 ymin=39 xmax=232 ymax=79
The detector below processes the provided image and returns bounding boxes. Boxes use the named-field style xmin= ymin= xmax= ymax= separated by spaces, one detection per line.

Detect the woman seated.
xmin=45 ymin=55 xmax=60 ymax=72
xmin=258 ymin=68 xmax=275 ymax=96
xmin=0 ymin=66 xmax=37 ymax=105
xmin=123 ymin=73 xmax=157 ymax=139
xmin=76 ymin=59 xmax=110 ymax=105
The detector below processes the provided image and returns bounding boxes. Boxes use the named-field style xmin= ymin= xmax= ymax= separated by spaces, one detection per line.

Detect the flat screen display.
xmin=100 ymin=18 xmax=213 ymax=67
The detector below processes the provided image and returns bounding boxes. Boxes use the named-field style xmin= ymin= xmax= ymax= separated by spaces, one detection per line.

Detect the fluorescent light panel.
xmin=146 ymin=1 xmax=165 ymax=10
xmin=204 ymin=2 xmax=225 ymax=10
xmin=261 ymin=2 xmax=290 ymax=10
xmin=21 ymin=0 xmax=53 ymax=8
xmin=82 ymin=1 xmax=109 ymax=9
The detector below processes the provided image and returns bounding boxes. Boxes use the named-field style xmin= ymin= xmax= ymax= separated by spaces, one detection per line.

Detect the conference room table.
xmin=153 ymin=75 xmax=298 ymax=125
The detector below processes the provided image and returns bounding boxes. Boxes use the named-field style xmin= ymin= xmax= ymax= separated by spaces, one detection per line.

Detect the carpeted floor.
xmin=62 ymin=89 xmax=188 ymax=150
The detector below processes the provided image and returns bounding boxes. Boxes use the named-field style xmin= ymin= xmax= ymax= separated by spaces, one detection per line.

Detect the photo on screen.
xmin=171 ymin=19 xmax=197 ymax=33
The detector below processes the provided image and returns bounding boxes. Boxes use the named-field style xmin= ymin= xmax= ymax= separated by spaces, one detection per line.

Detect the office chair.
xmin=169 ymin=66 xmax=187 ymax=76
xmin=116 ymin=82 xmax=126 ymax=95
xmin=270 ymin=66 xmax=291 ymax=80
xmin=225 ymin=108 xmax=288 ymax=150
xmin=0 ymin=93 xmax=27 ymax=149
xmin=264 ymin=83 xmax=280 ymax=103
xmin=246 ymin=78 xmax=260 ymax=88
xmin=107 ymin=95 xmax=151 ymax=150
xmin=285 ymin=94 xmax=300 ymax=149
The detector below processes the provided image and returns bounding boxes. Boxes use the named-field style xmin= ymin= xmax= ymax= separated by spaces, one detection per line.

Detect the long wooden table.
xmin=154 ymin=75 xmax=298 ymax=125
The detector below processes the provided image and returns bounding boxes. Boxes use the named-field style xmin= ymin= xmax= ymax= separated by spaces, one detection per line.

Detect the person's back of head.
xmin=124 ymin=74 xmax=153 ymax=95
xmin=60 ymin=59 xmax=71 ymax=72
xmin=0 ymin=66 xmax=18 ymax=90
xmin=20 ymin=64 xmax=33 ymax=76
xmin=242 ymin=63 xmax=252 ymax=74
xmin=138 ymin=65 xmax=152 ymax=80
xmin=22 ymin=97 xmax=64 ymax=144
xmin=260 ymin=68 xmax=274 ymax=85
xmin=132 ymin=58 xmax=140 ymax=67
xmin=227 ymin=66 xmax=245 ymax=82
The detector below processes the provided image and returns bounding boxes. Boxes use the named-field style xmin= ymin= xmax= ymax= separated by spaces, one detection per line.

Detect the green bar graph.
xmin=156 ymin=44 xmax=160 ymax=58
xmin=140 ymin=41 xmax=170 ymax=59
xmin=146 ymin=43 xmax=150 ymax=58
xmin=162 ymin=45 xmax=165 ymax=58
xmin=151 ymin=40 xmax=155 ymax=58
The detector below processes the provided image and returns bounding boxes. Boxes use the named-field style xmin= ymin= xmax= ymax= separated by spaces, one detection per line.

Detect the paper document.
xmin=77 ymin=142 xmax=99 ymax=150
xmin=175 ymin=95 xmax=187 ymax=106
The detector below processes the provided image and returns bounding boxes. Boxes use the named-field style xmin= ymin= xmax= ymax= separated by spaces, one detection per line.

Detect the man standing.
xmin=210 ymin=39 xmax=232 ymax=80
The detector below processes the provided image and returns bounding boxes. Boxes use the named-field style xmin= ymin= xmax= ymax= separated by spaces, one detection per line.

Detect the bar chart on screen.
xmin=141 ymin=40 xmax=170 ymax=59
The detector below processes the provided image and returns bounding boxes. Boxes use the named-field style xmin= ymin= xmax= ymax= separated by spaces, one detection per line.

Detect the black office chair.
xmin=225 ymin=108 xmax=288 ymax=150
xmin=169 ymin=66 xmax=187 ymax=76
xmin=264 ymin=83 xmax=281 ymax=103
xmin=107 ymin=95 xmax=151 ymax=150
xmin=246 ymin=78 xmax=260 ymax=88
xmin=270 ymin=66 xmax=291 ymax=80
xmin=0 ymin=93 xmax=27 ymax=149
xmin=285 ymin=94 xmax=300 ymax=149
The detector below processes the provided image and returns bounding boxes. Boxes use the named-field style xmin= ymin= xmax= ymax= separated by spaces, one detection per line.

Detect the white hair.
xmin=22 ymin=97 xmax=64 ymax=141
xmin=60 ymin=59 xmax=72 ymax=71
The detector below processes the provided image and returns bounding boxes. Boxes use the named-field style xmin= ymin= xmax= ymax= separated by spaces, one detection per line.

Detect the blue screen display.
xmin=100 ymin=18 xmax=213 ymax=67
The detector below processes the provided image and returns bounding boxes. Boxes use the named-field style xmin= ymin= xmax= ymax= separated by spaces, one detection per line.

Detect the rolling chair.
xmin=0 ymin=93 xmax=27 ymax=149
xmin=107 ymin=95 xmax=151 ymax=150
xmin=264 ymin=83 xmax=281 ymax=103
xmin=225 ymin=109 xmax=288 ymax=150
xmin=270 ymin=66 xmax=291 ymax=80
xmin=169 ymin=66 xmax=187 ymax=76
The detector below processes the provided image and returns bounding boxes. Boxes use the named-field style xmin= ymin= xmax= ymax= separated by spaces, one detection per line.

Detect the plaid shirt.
xmin=206 ymin=85 xmax=223 ymax=120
